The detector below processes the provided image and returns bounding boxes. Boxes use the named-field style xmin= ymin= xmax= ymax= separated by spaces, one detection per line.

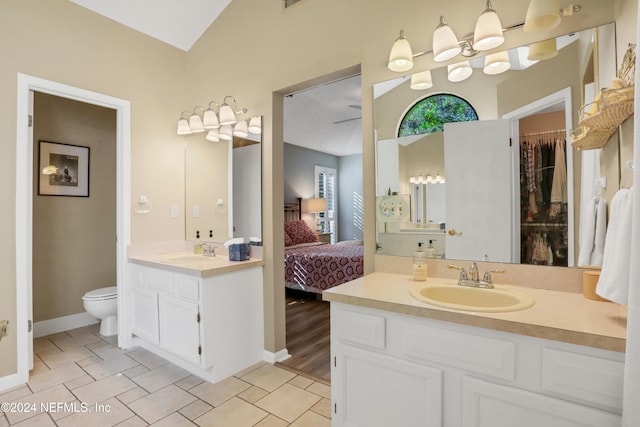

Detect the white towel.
xmin=596 ymin=188 xmax=633 ymax=304
xmin=578 ymin=196 xmax=607 ymax=267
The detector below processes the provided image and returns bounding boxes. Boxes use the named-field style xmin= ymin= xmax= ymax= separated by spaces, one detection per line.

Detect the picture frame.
xmin=38 ymin=140 xmax=90 ymax=197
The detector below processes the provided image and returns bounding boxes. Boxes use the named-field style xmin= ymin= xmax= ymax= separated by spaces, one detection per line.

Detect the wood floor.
xmin=278 ymin=290 xmax=331 ymax=383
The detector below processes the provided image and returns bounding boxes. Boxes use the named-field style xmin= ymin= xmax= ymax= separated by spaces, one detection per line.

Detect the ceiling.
xmin=68 ymin=0 xmax=231 ymax=51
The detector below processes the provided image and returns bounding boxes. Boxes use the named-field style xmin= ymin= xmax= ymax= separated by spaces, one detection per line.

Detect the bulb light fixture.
xmin=448 ymin=61 xmax=473 ymax=82
xmin=388 ymin=30 xmax=414 ymax=72
xmin=527 ymin=38 xmax=558 ymax=60
xmin=410 ymin=70 xmax=434 ymax=90
xmin=176 ymin=96 xmax=259 ymax=138
xmin=433 ymin=16 xmax=461 ymax=62
xmin=473 ymin=0 xmax=504 ymax=51
xmin=483 ymin=50 xmax=511 ymax=75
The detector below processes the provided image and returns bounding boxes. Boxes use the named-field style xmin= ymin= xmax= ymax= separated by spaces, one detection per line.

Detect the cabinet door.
xmin=462 ymin=377 xmax=621 ymax=427
xmin=158 ymin=294 xmax=201 ymax=366
xmin=332 ymin=343 xmax=442 ymax=427
xmin=130 ymin=286 xmax=159 ymax=344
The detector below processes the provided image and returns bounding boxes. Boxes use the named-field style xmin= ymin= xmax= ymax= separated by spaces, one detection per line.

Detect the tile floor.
xmin=0 ymin=324 xmax=331 ymax=426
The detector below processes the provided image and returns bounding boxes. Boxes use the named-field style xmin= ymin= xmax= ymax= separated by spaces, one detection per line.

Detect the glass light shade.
xmin=205 ymin=129 xmax=220 ymax=142
xmin=433 ymin=16 xmax=461 ymax=62
xmin=483 ymin=51 xmax=511 ymax=75
xmin=447 ymin=61 xmax=473 ymax=82
xmin=233 ymin=119 xmax=249 ymax=138
xmin=203 ymin=108 xmax=220 ymax=129
xmin=388 ymin=30 xmax=414 ymax=72
xmin=472 ymin=3 xmax=504 ymax=51
xmin=409 ymin=175 xmax=416 ymax=184
xmin=177 ymin=117 xmax=190 ymax=135
xmin=410 ymin=70 xmax=433 ymax=90
xmin=219 ymin=124 xmax=233 ymax=141
xmin=188 ymin=113 xmax=205 ymax=133
xmin=524 ymin=0 xmax=561 ymax=32
xmin=218 ymin=104 xmax=237 ymax=125
xmin=248 ymin=116 xmax=262 ymax=134
xmin=417 ymin=174 xmax=424 ymax=183
xmin=301 ymin=198 xmax=327 ymax=213
xmin=527 ymin=38 xmax=558 ymax=61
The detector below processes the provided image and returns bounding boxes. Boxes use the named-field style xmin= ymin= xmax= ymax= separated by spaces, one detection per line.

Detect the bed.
xmin=284 ymin=199 xmax=364 ymax=293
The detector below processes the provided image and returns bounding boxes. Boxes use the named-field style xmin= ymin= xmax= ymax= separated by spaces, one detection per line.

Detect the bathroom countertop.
xmin=323 ymin=272 xmax=628 ymax=353
xmin=128 ymin=252 xmax=264 ymax=278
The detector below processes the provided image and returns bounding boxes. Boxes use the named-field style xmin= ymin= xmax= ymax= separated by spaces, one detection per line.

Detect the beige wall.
xmin=32 ymin=93 xmax=117 ymax=322
xmin=0 ymin=0 xmax=187 ymax=377
xmin=0 ymin=0 xmax=627 ymax=378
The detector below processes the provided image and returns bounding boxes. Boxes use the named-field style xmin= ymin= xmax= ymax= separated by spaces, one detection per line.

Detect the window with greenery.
xmin=398 ymin=94 xmax=478 ymax=137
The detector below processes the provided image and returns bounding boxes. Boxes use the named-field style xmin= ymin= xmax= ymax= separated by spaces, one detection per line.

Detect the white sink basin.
xmin=410 ymin=281 xmax=535 ymax=313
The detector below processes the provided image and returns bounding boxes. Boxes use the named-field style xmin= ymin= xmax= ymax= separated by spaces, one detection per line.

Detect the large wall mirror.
xmin=185 ymin=128 xmax=262 ymax=244
xmin=375 ymin=23 xmax=625 ymax=267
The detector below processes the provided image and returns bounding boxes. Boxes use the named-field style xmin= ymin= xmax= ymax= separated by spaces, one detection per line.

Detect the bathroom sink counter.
xmin=128 ymin=252 xmax=264 ymax=278
xmin=323 ymin=272 xmax=627 ymax=352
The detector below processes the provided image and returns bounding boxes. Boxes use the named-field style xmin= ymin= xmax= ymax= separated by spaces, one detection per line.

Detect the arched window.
xmin=398 ymin=94 xmax=478 ymax=137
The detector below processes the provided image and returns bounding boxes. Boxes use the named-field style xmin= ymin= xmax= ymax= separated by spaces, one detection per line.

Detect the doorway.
xmin=10 ymin=74 xmax=130 ymax=390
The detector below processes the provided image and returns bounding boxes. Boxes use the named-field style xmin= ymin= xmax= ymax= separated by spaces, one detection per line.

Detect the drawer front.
xmin=401 ymin=321 xmax=516 ymax=381
xmin=145 ymin=268 xmax=174 ymax=293
xmin=541 ymin=347 xmax=624 ymax=411
xmin=332 ymin=307 xmax=386 ymax=350
xmin=174 ymin=275 xmax=200 ymax=301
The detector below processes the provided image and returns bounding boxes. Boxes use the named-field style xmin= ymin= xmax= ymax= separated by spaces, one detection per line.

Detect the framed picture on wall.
xmin=38 ymin=141 xmax=90 ymax=197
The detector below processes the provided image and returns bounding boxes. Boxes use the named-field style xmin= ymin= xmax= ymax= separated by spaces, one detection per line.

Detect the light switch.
xmin=170 ymin=205 xmax=179 ymax=218
xmin=192 ymin=205 xmax=200 ymax=218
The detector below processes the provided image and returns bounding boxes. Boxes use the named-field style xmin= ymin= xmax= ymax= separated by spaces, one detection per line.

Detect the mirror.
xmin=375 ymin=23 xmax=620 ymax=266
xmin=185 ymin=129 xmax=262 ymax=244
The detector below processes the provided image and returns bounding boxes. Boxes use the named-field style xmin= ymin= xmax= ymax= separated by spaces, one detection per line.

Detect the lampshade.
xmin=388 ymin=30 xmax=414 ymax=72
xmin=433 ymin=16 xmax=461 ymax=62
xmin=473 ymin=1 xmax=504 ymax=51
xmin=203 ymin=107 xmax=220 ymax=129
xmin=483 ymin=50 xmax=511 ymax=75
xmin=248 ymin=116 xmax=262 ymax=134
xmin=301 ymin=198 xmax=327 ymax=213
xmin=448 ymin=61 xmax=473 ymax=82
xmin=233 ymin=119 xmax=249 ymax=138
xmin=177 ymin=117 xmax=190 ymax=135
xmin=205 ymin=129 xmax=220 ymax=142
xmin=410 ymin=70 xmax=433 ymax=90
xmin=524 ymin=0 xmax=561 ymax=32
xmin=219 ymin=124 xmax=233 ymax=141
xmin=218 ymin=103 xmax=237 ymax=126
xmin=188 ymin=112 xmax=205 ymax=133
xmin=527 ymin=38 xmax=558 ymax=61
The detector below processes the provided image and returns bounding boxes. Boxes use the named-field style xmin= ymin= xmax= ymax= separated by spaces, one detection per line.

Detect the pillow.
xmin=285 ymin=220 xmax=318 ymax=245
xmin=284 ymin=231 xmax=294 ymax=247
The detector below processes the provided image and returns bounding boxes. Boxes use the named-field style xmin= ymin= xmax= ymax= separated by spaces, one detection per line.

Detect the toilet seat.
xmin=82 ymin=286 xmax=117 ymax=301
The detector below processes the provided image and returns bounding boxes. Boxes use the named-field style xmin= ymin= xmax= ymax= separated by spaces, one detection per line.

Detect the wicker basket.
xmin=579 ymin=87 xmax=634 ymax=131
xmin=571 ymin=126 xmax=616 ymax=151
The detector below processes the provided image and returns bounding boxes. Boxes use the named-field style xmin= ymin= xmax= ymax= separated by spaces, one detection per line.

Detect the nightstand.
xmin=316 ymin=232 xmax=332 ymax=244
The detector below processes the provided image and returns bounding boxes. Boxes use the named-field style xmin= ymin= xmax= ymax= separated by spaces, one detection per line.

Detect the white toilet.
xmin=82 ymin=286 xmax=118 ymax=336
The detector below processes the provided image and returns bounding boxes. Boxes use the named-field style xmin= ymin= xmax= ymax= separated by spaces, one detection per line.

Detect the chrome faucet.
xmin=448 ymin=263 xmax=505 ymax=289
xmin=468 ymin=262 xmax=479 ymax=282
xmin=200 ymin=242 xmax=216 ymax=257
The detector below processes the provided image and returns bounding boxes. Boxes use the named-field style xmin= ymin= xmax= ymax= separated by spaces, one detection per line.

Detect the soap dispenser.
xmin=413 ymin=242 xmax=427 ymax=281
xmin=426 ymin=240 xmax=438 ymax=259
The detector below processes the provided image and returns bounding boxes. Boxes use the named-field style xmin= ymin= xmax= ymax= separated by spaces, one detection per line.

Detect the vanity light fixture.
xmin=527 ymin=38 xmax=558 ymax=60
xmin=203 ymin=101 xmax=221 ymax=129
xmin=219 ymin=96 xmax=247 ymax=126
xmin=219 ymin=124 xmax=233 ymax=141
xmin=176 ymin=96 xmax=251 ymax=137
xmin=248 ymin=116 xmax=262 ymax=134
xmin=483 ymin=50 xmax=511 ymax=75
xmin=524 ymin=0 xmax=582 ymax=32
xmin=448 ymin=61 xmax=473 ymax=82
xmin=410 ymin=70 xmax=434 ymax=90
xmin=206 ymin=128 xmax=220 ymax=142
xmin=433 ymin=16 xmax=461 ymax=62
xmin=177 ymin=111 xmax=191 ymax=135
xmin=472 ymin=0 xmax=505 ymax=51
xmin=388 ymin=30 xmax=414 ymax=72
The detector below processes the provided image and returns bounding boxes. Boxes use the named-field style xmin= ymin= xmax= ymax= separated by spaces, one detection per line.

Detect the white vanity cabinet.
xmin=330 ymin=303 xmax=624 ymax=427
xmin=128 ymin=262 xmax=264 ymax=383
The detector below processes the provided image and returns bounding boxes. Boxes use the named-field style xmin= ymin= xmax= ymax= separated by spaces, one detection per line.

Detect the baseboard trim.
xmin=263 ymin=348 xmax=291 ymax=364
xmin=33 ymin=312 xmax=99 ymax=338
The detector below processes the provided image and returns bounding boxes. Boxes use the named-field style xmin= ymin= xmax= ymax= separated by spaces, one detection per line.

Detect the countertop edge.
xmin=128 ymin=257 xmax=264 ymax=277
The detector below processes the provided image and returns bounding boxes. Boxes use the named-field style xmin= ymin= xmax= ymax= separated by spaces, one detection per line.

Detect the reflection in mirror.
xmin=185 ymin=127 xmax=262 ymax=245
xmin=375 ymin=23 xmax=619 ymax=267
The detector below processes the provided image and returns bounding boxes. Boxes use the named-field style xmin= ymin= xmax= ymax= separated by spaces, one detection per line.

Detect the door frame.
xmin=502 ymin=87 xmax=574 ymax=266
xmin=9 ymin=73 xmax=130 ymax=389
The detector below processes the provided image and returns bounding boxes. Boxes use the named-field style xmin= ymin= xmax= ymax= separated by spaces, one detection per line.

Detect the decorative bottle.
xmin=413 ymin=242 xmax=427 ymax=281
